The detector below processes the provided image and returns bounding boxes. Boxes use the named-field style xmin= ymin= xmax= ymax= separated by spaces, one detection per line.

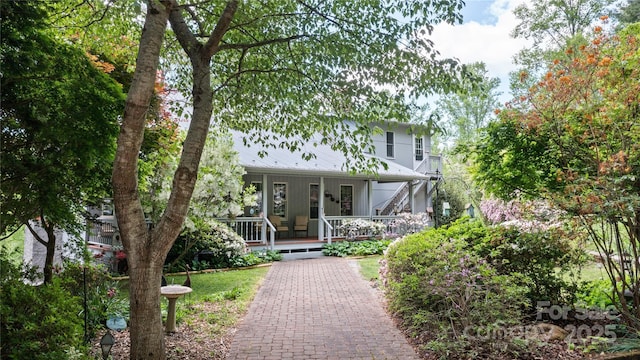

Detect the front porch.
xmin=219 ymin=214 xmax=431 ymax=252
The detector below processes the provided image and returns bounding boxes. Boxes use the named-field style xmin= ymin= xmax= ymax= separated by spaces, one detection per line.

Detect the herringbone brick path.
xmin=226 ymin=256 xmax=419 ymax=360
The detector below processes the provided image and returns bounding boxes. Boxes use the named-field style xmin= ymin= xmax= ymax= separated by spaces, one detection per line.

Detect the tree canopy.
xmin=472 ymin=23 xmax=640 ymax=325
xmin=436 ymin=62 xmax=501 ymax=148
xmin=509 ymin=0 xmax=615 ymax=95
xmin=0 ymin=0 xmax=125 ymax=282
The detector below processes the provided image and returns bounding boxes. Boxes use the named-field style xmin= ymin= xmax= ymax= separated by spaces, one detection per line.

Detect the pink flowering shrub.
xmin=381 ymin=219 xmax=527 ymax=358
xmin=480 ymin=198 xmax=565 ymax=232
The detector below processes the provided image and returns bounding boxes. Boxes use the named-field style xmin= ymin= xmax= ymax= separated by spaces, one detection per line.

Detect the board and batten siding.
xmin=243 ymin=174 xmax=368 ymax=237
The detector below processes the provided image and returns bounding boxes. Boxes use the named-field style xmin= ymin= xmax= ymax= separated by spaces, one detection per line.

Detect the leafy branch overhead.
xmin=160 ymin=0 xmax=470 ymax=172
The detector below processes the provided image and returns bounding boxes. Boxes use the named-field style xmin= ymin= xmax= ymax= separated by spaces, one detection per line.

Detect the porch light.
xmin=100 ymin=331 xmax=115 ymax=359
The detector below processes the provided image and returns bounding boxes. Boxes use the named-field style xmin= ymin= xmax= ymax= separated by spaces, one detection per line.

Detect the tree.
xmin=615 ymin=0 xmax=640 ymax=25
xmin=473 ymin=24 xmax=640 ymax=329
xmin=509 ymin=0 xmax=615 ymax=96
xmin=0 ymin=0 xmax=125 ymax=283
xmin=110 ymin=1 xmax=469 ymax=357
xmin=436 ymin=62 xmax=500 ymax=148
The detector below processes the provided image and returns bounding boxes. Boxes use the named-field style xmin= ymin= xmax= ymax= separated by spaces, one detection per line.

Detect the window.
xmin=386 ymin=131 xmax=394 ymax=158
xmin=415 ymin=137 xmax=424 ymax=161
xmin=309 ymin=184 xmax=319 ymax=219
xmin=340 ymin=185 xmax=353 ymax=216
xmin=273 ymin=182 xmax=287 ymax=217
xmin=101 ymin=199 xmax=114 ymax=216
xmin=249 ymin=182 xmax=262 ymax=215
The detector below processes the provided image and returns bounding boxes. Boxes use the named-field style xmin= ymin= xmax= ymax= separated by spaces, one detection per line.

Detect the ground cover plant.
xmin=322 ymin=239 xmax=391 ymax=257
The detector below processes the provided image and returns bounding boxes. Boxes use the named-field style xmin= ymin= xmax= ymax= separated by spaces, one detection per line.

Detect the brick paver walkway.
xmin=226 ymin=256 xmax=419 ymax=360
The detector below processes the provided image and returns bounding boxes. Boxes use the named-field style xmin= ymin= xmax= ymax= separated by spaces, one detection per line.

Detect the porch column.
xmin=409 ymin=181 xmax=415 ymax=214
xmin=262 ymin=174 xmax=268 ymax=246
xmin=368 ymin=180 xmax=373 ymax=220
xmin=318 ymin=177 xmax=325 ymax=241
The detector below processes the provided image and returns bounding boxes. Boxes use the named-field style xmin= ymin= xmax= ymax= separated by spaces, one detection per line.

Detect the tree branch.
xmin=167 ymin=0 xmax=200 ymax=57
xmin=203 ymin=0 xmax=238 ymax=58
xmin=217 ymin=34 xmax=306 ymax=51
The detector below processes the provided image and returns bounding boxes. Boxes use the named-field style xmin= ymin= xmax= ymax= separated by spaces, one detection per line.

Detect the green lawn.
xmin=117 ymin=265 xmax=270 ymax=302
xmin=357 ymin=255 xmax=382 ymax=282
xmin=1 ymin=226 xmax=25 ymax=265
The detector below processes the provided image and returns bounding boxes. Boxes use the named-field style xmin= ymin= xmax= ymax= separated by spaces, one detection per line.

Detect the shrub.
xmin=474 ymin=226 xmax=583 ymax=310
xmin=388 ymin=212 xmax=431 ymax=236
xmin=1 ymin=250 xmax=87 ymax=360
xmin=338 ymin=218 xmax=386 ymax=240
xmin=381 ymin=224 xmax=528 ymax=359
xmin=58 ymin=261 xmax=129 ymax=339
xmin=167 ymin=219 xmax=247 ymax=271
xmin=576 ymin=278 xmax=616 ymax=309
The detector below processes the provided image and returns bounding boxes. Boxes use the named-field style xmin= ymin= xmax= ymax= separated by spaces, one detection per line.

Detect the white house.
xmin=218 ymin=120 xmax=442 ymax=250
xmin=77 ymin=120 xmax=442 ymax=259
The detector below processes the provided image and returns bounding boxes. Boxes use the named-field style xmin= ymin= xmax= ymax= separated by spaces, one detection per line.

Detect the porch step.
xmin=279 ymin=246 xmax=324 ymax=254
xmin=249 ymin=240 xmax=326 ymax=254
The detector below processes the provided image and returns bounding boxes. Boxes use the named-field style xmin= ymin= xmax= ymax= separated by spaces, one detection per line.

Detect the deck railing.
xmin=320 ymin=215 xmax=432 ymax=242
xmin=86 ymin=220 xmax=119 ymax=247
xmin=217 ymin=217 xmax=276 ymax=249
xmin=86 ymin=214 xmax=432 ymax=252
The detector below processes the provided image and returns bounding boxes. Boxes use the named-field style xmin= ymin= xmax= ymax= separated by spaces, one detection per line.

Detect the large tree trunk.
xmin=112 ymin=1 xmax=171 ymax=359
xmin=113 ymin=1 xmax=237 ymax=357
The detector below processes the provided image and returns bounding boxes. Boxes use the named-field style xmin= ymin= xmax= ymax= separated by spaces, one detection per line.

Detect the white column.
xmin=368 ymin=180 xmax=373 ymax=220
xmin=262 ymin=174 xmax=268 ymax=245
xmin=409 ymin=181 xmax=415 ymax=214
xmin=319 ymin=177 xmax=325 ymax=241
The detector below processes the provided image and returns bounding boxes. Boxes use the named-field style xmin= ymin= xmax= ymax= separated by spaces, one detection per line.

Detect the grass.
xmin=357 ymin=255 xmax=382 ymax=282
xmin=1 ymin=226 xmax=25 ymax=266
xmin=116 ymin=266 xmax=270 ymax=331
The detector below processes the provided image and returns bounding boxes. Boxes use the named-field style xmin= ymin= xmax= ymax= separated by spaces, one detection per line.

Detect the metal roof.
xmin=232 ymin=131 xmax=429 ymax=182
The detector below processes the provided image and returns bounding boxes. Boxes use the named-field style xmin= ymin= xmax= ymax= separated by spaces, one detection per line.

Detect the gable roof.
xmin=231 ymin=131 xmax=428 ymax=182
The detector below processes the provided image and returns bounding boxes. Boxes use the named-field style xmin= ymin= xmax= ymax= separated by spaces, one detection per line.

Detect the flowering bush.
xmin=167 ymin=218 xmax=248 ymax=271
xmin=480 ymin=198 xmax=565 ymax=232
xmin=381 ymin=223 xmax=527 ymax=358
xmin=338 ymin=218 xmax=386 ymax=240
xmin=388 ymin=212 xmax=430 ymax=236
xmin=477 ymin=198 xmax=584 ymax=307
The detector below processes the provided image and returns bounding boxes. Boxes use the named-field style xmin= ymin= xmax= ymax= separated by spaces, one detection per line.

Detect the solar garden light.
xmin=100 ymin=331 xmax=115 ymax=359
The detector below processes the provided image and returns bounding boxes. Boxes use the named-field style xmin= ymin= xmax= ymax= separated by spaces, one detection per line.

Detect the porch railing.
xmin=215 ymin=214 xmax=433 ymax=248
xmin=321 ymin=216 xmax=333 ymax=245
xmin=321 ymin=215 xmax=431 ymax=242
xmin=86 ymin=220 xmax=119 ymax=247
xmin=217 ymin=217 xmax=276 ymax=250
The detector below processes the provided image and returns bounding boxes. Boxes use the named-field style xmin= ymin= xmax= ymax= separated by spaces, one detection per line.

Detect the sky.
xmin=429 ymin=0 xmax=532 ymax=105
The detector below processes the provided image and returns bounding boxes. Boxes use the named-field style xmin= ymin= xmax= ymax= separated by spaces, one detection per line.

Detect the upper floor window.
xmin=415 ymin=137 xmax=424 ymax=161
xmin=386 ymin=131 xmax=394 ymax=158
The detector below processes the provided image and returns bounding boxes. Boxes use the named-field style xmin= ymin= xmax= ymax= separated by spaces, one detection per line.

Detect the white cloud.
xmin=430 ymin=0 xmax=532 ymax=104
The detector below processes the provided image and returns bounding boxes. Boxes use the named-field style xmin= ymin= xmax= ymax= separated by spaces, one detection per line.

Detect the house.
xmin=218 ymin=120 xmax=442 ymax=250
xmin=76 ymin=120 xmax=442 ymax=263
